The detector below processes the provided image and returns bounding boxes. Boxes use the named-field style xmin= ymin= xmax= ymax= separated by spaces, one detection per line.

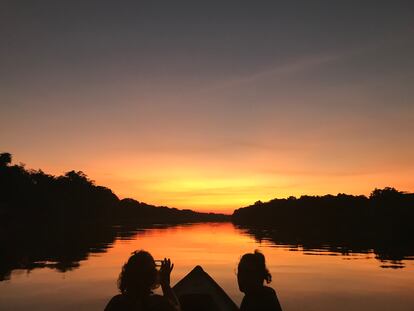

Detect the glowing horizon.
xmin=7 ymin=148 xmax=414 ymax=214
xmin=2 ymin=2 xmax=414 ymax=213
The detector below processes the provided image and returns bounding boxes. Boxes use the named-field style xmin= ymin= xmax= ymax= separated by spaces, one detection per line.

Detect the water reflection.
xmin=0 ymin=221 xmax=182 ymax=281
xmin=2 ymin=221 xmax=414 ymax=282
xmin=1 ymin=222 xmax=414 ymax=311
xmin=235 ymin=224 xmax=414 ymax=269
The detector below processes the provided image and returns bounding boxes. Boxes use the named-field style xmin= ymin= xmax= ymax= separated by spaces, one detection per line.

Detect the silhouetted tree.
xmin=0 ymin=153 xmax=12 ymax=166
xmin=1 ymin=152 xmax=228 ymax=223
xmin=370 ymin=187 xmax=403 ymax=200
xmin=62 ymin=170 xmax=93 ymax=186
xmin=0 ymin=152 xmax=230 ymax=281
xmin=232 ymin=188 xmax=414 ymax=266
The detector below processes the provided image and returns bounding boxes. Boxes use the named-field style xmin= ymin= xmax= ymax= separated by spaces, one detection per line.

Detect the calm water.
xmin=1 ymin=222 xmax=414 ymax=311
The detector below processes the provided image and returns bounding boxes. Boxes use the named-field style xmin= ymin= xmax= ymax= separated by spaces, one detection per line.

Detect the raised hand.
xmin=159 ymin=258 xmax=174 ymax=288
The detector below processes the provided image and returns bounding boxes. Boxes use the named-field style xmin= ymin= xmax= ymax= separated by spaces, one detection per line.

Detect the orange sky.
xmin=7 ymin=131 xmax=414 ymax=214
xmin=2 ymin=2 xmax=414 ymax=213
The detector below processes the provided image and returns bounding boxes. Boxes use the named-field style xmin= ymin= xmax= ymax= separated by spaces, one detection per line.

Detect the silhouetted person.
xmin=237 ymin=250 xmax=282 ymax=311
xmin=104 ymin=250 xmax=180 ymax=311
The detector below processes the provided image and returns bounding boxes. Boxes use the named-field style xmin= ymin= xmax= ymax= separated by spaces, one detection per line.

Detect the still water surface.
xmin=1 ymin=222 xmax=414 ymax=311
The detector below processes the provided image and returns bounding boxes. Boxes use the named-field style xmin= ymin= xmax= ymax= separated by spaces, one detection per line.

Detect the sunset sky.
xmin=1 ymin=1 xmax=414 ymax=213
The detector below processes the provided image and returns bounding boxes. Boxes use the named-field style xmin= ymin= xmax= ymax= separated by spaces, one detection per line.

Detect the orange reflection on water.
xmin=1 ymin=222 xmax=414 ymax=311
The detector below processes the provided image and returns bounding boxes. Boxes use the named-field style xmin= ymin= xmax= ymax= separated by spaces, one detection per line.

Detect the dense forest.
xmin=2 ymin=152 xmax=413 ymax=279
xmin=233 ymin=188 xmax=414 ymax=266
xmin=0 ymin=152 xmax=228 ymax=224
xmin=232 ymin=187 xmax=414 ymax=226
xmin=0 ymin=152 xmax=227 ymax=281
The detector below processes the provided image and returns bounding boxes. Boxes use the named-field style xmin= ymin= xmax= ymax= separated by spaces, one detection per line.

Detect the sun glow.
xmin=126 ymin=171 xmax=284 ymax=212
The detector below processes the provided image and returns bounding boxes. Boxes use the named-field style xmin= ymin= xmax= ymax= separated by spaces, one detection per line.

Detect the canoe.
xmin=173 ymin=265 xmax=239 ymax=311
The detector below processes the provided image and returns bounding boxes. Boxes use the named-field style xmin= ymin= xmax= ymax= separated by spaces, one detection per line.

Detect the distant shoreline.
xmin=2 ymin=150 xmax=413 ymax=280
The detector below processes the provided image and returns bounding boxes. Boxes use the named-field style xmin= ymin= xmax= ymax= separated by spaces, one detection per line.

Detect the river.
xmin=1 ymin=222 xmax=413 ymax=311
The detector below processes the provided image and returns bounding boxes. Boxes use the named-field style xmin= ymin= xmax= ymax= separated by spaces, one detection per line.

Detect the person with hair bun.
xmin=237 ymin=250 xmax=283 ymax=311
xmin=104 ymin=250 xmax=180 ymax=311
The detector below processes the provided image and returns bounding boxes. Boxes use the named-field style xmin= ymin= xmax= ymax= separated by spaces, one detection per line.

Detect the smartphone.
xmin=154 ymin=260 xmax=163 ymax=270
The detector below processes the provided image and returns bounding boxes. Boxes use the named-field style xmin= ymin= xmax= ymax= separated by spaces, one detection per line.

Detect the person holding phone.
xmin=104 ymin=250 xmax=180 ymax=311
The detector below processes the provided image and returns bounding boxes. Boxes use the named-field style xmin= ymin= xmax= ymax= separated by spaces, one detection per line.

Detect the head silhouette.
xmin=237 ymin=250 xmax=272 ymax=293
xmin=118 ymin=250 xmax=158 ymax=296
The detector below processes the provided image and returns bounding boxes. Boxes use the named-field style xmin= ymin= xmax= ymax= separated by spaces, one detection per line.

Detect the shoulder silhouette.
xmin=237 ymin=250 xmax=283 ymax=311
xmin=104 ymin=250 xmax=180 ymax=311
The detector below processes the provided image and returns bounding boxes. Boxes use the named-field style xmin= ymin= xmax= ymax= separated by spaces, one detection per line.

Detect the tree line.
xmin=232 ymin=187 xmax=414 ymax=266
xmin=232 ymin=187 xmax=414 ymax=227
xmin=0 ymin=152 xmax=227 ymax=280
xmin=0 ymin=152 xmax=228 ymax=224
